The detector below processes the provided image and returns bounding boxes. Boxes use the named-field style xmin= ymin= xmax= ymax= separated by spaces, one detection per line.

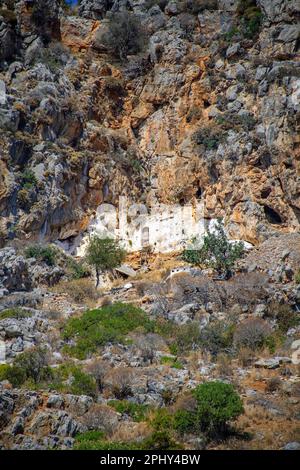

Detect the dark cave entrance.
xmin=264 ymin=205 xmax=283 ymax=225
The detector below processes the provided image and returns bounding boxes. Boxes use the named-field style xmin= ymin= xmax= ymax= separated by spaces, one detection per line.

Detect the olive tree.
xmin=85 ymin=236 xmax=126 ymax=287
xmin=99 ymin=11 xmax=147 ymax=61
xmin=182 ymin=220 xmax=244 ymax=278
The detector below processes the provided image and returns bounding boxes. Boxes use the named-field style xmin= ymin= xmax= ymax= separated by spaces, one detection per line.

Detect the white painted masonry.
xmin=76 ymin=196 xmax=206 ymax=255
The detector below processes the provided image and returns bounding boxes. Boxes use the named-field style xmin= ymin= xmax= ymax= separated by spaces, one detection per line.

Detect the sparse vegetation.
xmin=108 ymin=400 xmax=150 ymax=422
xmin=234 ymin=318 xmax=271 ymax=351
xmin=193 ymin=126 xmax=225 ymax=150
xmin=53 ymin=278 xmax=99 ymax=304
xmin=25 ymin=244 xmax=57 ymax=266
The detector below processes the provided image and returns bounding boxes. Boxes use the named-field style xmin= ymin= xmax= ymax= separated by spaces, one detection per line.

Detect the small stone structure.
xmin=76 ymin=196 xmax=206 ymax=255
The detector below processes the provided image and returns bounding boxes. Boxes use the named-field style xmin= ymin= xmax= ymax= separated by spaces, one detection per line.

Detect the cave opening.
xmin=264 ymin=205 xmax=283 ymax=225
xmin=196 ymin=187 xmax=202 ymax=199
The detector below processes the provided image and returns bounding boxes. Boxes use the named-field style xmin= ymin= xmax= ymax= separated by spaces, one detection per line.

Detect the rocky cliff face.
xmin=0 ymin=0 xmax=299 ymax=248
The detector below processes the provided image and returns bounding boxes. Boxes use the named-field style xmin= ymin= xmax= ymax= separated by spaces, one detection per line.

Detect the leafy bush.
xmin=151 ymin=408 xmax=174 ymax=431
xmin=1 ymin=365 xmax=26 ymax=387
xmin=237 ymin=0 xmax=263 ymax=38
xmin=160 ymin=356 xmax=183 ymax=369
xmin=68 ymin=368 xmax=97 ymax=397
xmin=295 ymin=270 xmax=300 ymax=284
xmin=0 ymin=308 xmax=32 ymax=320
xmin=193 ymin=381 xmax=244 ymax=435
xmin=66 ymin=258 xmax=90 ymax=280
xmin=14 ymin=347 xmax=52 ymax=384
xmin=50 ymin=363 xmax=97 ymax=397
xmin=183 ymin=220 xmax=244 ymax=277
xmin=25 ymin=244 xmax=57 ymax=266
xmin=85 ymin=236 xmax=126 ymax=287
xmin=0 ymin=364 xmax=12 ymax=382
xmin=173 ymin=409 xmax=196 ymax=435
xmin=20 ymin=169 xmax=37 ymax=189
xmin=174 ymin=381 xmax=244 ymax=437
xmin=74 ymin=437 xmax=140 ymax=450
xmin=233 ymin=318 xmax=271 ymax=351
xmin=193 ymin=126 xmax=225 ymax=150
xmin=97 ymin=11 xmax=147 ymax=61
xmin=63 ymin=303 xmax=154 ymax=359
xmin=1 ymin=348 xmax=52 ymax=387
xmin=170 ymin=321 xmax=201 ymax=354
xmin=141 ymin=431 xmax=182 ymax=450
xmin=268 ymin=304 xmax=300 ymax=333
xmin=108 ymin=400 xmax=150 ymax=422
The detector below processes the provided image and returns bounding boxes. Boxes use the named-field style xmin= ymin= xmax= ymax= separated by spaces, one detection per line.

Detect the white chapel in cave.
xmin=76 ymin=196 xmax=206 ymax=255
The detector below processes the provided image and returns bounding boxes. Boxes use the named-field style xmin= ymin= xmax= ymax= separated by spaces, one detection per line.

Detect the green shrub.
xmin=108 ymin=400 xmax=150 ymax=422
xmin=62 ymin=302 xmax=154 ymax=359
xmin=237 ymin=0 xmax=263 ymax=38
xmin=25 ymin=244 xmax=57 ymax=266
xmin=160 ymin=356 xmax=183 ymax=369
xmin=74 ymin=438 xmax=140 ymax=451
xmin=272 ymin=304 xmax=300 ymax=333
xmin=151 ymin=408 xmax=174 ymax=431
xmin=2 ymin=366 xmax=26 ymax=387
xmin=192 ymin=381 xmax=243 ymax=436
xmin=49 ymin=363 xmax=97 ymax=397
xmin=14 ymin=347 xmax=52 ymax=384
xmin=0 ymin=308 xmax=32 ymax=320
xmin=192 ymin=127 xmax=225 ymax=150
xmin=69 ymin=368 xmax=97 ymax=397
xmin=74 ymin=430 xmax=105 ymax=444
xmin=173 ymin=409 xmax=196 ymax=435
xmin=0 ymin=364 xmax=11 ymax=382
xmin=74 ymin=429 xmax=182 ymax=450
xmin=140 ymin=431 xmax=182 ymax=450
xmin=67 ymin=258 xmax=90 ymax=280
xmin=20 ymin=169 xmax=37 ymax=189
xmin=183 ymin=220 xmax=244 ymax=277
xmin=171 ymin=322 xmax=201 ymax=354
xmin=295 ymin=270 xmax=300 ymax=284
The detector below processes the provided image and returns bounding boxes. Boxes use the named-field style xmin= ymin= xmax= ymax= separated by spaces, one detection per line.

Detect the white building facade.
xmin=76 ymin=196 xmax=206 ymax=255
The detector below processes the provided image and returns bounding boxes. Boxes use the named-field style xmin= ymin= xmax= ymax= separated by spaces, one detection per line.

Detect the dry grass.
xmin=51 ymin=278 xmax=99 ymax=306
xmin=111 ymin=422 xmax=151 ymax=443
